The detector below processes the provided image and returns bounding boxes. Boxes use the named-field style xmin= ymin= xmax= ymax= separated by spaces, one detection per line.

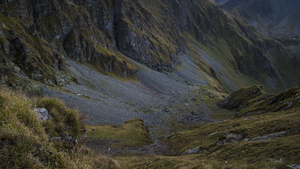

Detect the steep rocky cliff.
xmin=0 ymin=0 xmax=298 ymax=92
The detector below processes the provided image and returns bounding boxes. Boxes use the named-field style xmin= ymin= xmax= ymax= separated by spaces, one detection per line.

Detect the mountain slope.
xmin=1 ymin=1 xmax=300 ymax=167
xmin=116 ymin=86 xmax=300 ymax=168
xmin=0 ymin=0 xmax=296 ymax=90
xmin=218 ymin=0 xmax=300 ymax=89
xmin=0 ymin=0 xmax=299 ymax=126
xmin=220 ymin=0 xmax=300 ymax=40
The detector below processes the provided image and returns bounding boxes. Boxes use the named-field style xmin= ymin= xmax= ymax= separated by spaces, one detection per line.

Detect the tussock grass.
xmin=218 ymin=85 xmax=300 ymax=117
xmin=0 ymin=87 xmax=119 ymax=168
xmin=117 ymin=110 xmax=300 ymax=168
xmin=115 ymin=86 xmax=300 ymax=168
xmin=86 ymin=118 xmax=152 ymax=149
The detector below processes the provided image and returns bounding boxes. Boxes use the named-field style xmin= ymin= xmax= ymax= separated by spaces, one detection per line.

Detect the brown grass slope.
xmin=0 ymin=87 xmax=119 ymax=169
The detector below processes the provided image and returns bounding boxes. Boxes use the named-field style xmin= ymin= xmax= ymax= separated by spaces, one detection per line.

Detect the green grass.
xmin=37 ymin=98 xmax=83 ymax=138
xmin=114 ymin=86 xmax=300 ymax=168
xmin=86 ymin=118 xmax=152 ymax=148
xmin=217 ymin=85 xmax=300 ymax=117
xmin=217 ymin=85 xmax=266 ymax=110
xmin=0 ymin=87 xmax=118 ymax=168
xmin=116 ymin=107 xmax=300 ymax=169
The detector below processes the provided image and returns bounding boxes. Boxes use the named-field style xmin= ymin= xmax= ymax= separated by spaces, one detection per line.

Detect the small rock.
xmin=163 ymin=108 xmax=171 ymax=112
xmin=218 ymin=133 xmax=243 ymax=144
xmin=45 ymin=79 xmax=55 ymax=86
xmin=52 ymin=137 xmax=61 ymax=141
xmin=182 ymin=146 xmax=202 ymax=155
xmin=191 ymin=112 xmax=198 ymax=115
xmin=34 ymin=108 xmax=51 ymax=121
xmin=191 ymin=97 xmax=197 ymax=101
xmin=64 ymin=134 xmax=78 ymax=149
xmin=250 ymin=131 xmax=288 ymax=141
xmin=242 ymin=138 xmax=249 ymax=141
xmin=270 ymin=158 xmax=284 ymax=163
xmin=284 ymin=101 xmax=293 ymax=110
xmin=13 ymin=66 xmax=20 ymax=73
xmin=200 ymin=98 xmax=204 ymax=101
xmin=0 ymin=75 xmax=7 ymax=84
xmin=185 ymin=103 xmax=188 ymax=106
xmin=287 ymin=164 xmax=300 ymax=169
xmin=208 ymin=131 xmax=218 ymax=137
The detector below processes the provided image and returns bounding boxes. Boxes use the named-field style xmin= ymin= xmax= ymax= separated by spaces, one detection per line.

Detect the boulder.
xmin=181 ymin=146 xmax=202 ymax=155
xmin=163 ymin=108 xmax=171 ymax=112
xmin=34 ymin=108 xmax=52 ymax=121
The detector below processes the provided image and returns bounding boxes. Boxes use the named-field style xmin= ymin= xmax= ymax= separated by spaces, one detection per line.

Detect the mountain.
xmin=218 ymin=0 xmax=300 ymax=87
xmin=1 ymin=0 xmax=297 ymax=92
xmin=219 ymin=0 xmax=300 ymax=40
xmin=1 ymin=0 xmax=300 ymax=168
xmin=2 ymin=79 xmax=300 ymax=168
xmin=0 ymin=0 xmax=298 ymax=131
xmin=214 ymin=0 xmax=230 ymax=5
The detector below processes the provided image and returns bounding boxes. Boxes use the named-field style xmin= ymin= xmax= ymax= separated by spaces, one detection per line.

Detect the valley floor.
xmin=35 ymin=59 xmax=300 ymax=168
xmin=78 ymin=86 xmax=300 ymax=169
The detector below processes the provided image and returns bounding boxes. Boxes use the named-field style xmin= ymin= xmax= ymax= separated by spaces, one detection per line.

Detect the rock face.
xmin=34 ymin=108 xmax=52 ymax=121
xmin=0 ymin=0 xmax=298 ymax=91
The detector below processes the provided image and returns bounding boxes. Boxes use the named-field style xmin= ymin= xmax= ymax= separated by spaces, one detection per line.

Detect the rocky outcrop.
xmin=34 ymin=108 xmax=52 ymax=121
xmin=217 ymin=85 xmax=265 ymax=110
xmin=0 ymin=0 xmax=298 ymax=91
xmin=0 ymin=0 xmax=137 ymax=87
xmin=218 ymin=85 xmax=300 ymax=117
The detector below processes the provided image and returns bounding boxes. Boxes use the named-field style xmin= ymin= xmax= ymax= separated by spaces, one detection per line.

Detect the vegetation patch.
xmin=115 ymin=86 xmax=300 ymax=168
xmin=86 ymin=118 xmax=152 ymax=149
xmin=0 ymin=87 xmax=118 ymax=168
xmin=218 ymin=85 xmax=300 ymax=117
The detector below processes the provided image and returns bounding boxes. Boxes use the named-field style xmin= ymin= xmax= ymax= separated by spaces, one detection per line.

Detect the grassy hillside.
xmin=0 ymin=87 xmax=118 ymax=168
xmin=115 ymin=86 xmax=300 ymax=168
xmin=1 ymin=82 xmax=299 ymax=168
